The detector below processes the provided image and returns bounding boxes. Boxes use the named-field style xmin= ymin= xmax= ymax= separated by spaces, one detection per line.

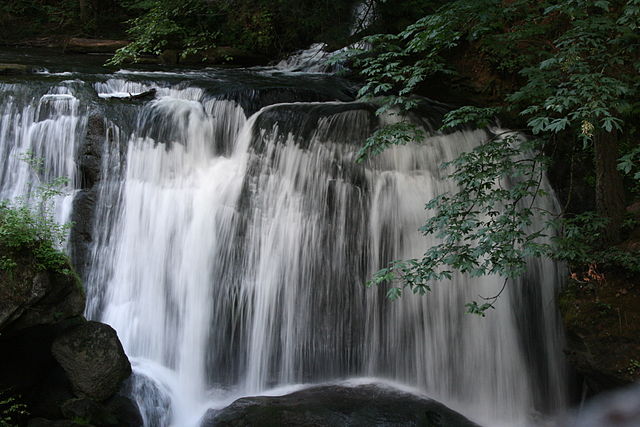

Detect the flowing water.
xmin=0 ymin=64 xmax=566 ymax=426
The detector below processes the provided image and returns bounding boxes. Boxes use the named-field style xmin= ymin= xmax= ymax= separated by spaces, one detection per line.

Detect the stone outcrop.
xmin=202 ymin=383 xmax=479 ymax=427
xmin=68 ymin=113 xmax=105 ymax=278
xmin=0 ymin=249 xmax=140 ymax=426
xmin=52 ymin=321 xmax=131 ymax=401
xmin=0 ymin=255 xmax=84 ymax=335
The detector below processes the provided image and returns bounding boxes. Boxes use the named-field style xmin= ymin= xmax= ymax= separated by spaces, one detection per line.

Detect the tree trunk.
xmin=79 ymin=0 xmax=88 ymax=24
xmin=594 ymin=130 xmax=626 ymax=245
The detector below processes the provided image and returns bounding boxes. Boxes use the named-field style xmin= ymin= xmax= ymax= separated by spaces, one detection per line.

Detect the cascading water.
xmin=0 ymin=69 xmax=566 ymax=427
xmin=0 ymin=83 xmax=83 ymax=224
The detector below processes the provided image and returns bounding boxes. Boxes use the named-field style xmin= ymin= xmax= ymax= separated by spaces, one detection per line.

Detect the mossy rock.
xmin=0 ymin=249 xmax=84 ymax=335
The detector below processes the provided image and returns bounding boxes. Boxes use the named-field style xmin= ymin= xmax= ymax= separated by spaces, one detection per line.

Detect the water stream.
xmin=0 ymin=67 xmax=566 ymax=426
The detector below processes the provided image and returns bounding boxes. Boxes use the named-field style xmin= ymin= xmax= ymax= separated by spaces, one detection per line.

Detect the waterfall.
xmin=0 ymin=73 xmax=566 ymax=427
xmin=0 ymin=82 xmax=84 ymax=227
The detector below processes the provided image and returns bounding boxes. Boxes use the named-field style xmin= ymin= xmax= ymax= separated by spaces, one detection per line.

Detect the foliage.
xmin=108 ymin=0 xmax=223 ymax=64
xmin=0 ymin=155 xmax=72 ymax=274
xmin=109 ymin=0 xmax=360 ymax=64
xmin=0 ymin=392 xmax=27 ymax=427
xmin=1 ymin=0 xmax=360 ymax=60
xmin=619 ymin=146 xmax=640 ymax=195
xmin=0 ymin=0 xmax=131 ymax=40
xmin=348 ymin=0 xmax=640 ymax=313
xmin=553 ymin=212 xmax=640 ymax=273
xmin=356 ymin=121 xmax=424 ymax=162
xmin=367 ymin=132 xmax=552 ymax=312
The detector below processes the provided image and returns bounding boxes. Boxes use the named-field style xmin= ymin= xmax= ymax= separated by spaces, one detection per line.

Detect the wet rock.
xmin=0 ymin=254 xmax=84 ymax=335
xmin=52 ymin=321 xmax=131 ymax=401
xmin=104 ymin=395 xmax=144 ymax=427
xmin=252 ymin=102 xmax=375 ymax=151
xmin=69 ymin=113 xmax=104 ymax=276
xmin=0 ymin=242 xmax=134 ymax=424
xmin=79 ymin=114 xmax=105 ymax=189
xmin=68 ymin=190 xmax=96 ymax=277
xmin=201 ymin=383 xmax=479 ymax=427
xmin=127 ymin=88 xmax=157 ymax=101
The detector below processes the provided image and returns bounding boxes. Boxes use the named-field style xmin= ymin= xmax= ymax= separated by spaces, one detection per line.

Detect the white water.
xmin=0 ymin=77 xmax=566 ymax=427
xmin=275 ymin=43 xmax=336 ymax=73
xmin=0 ymin=83 xmax=82 ymax=226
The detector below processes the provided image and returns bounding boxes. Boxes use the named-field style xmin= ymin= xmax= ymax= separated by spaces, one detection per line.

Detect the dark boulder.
xmin=61 ymin=398 xmax=116 ymax=425
xmin=60 ymin=396 xmax=142 ymax=427
xmin=201 ymin=383 xmax=479 ymax=427
xmin=51 ymin=321 xmax=131 ymax=401
xmin=0 ymin=243 xmax=135 ymax=424
xmin=0 ymin=254 xmax=84 ymax=335
xmin=104 ymin=395 xmax=144 ymax=427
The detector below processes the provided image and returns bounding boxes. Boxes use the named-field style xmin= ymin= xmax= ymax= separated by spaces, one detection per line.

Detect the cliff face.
xmin=0 ymin=250 xmax=141 ymax=427
xmin=559 ymin=223 xmax=640 ymax=400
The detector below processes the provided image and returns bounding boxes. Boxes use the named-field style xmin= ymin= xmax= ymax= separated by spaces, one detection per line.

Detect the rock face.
xmin=69 ymin=113 xmax=106 ymax=278
xmin=0 ymin=254 xmax=84 ymax=335
xmin=0 ymin=248 xmax=140 ymax=426
xmin=52 ymin=321 xmax=132 ymax=401
xmin=202 ymin=384 xmax=480 ymax=427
